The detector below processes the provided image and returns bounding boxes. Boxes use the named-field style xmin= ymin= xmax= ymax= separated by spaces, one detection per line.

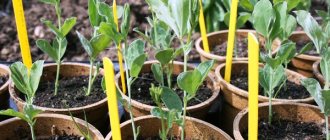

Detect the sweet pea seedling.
xmin=36 ymin=0 xmax=76 ymax=96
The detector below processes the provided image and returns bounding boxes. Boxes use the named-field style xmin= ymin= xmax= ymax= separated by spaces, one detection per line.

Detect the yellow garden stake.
xmin=103 ymin=57 xmax=122 ymax=140
xmin=224 ymin=0 xmax=239 ymax=82
xmin=198 ymin=0 xmax=210 ymax=53
xmin=248 ymin=32 xmax=259 ymax=140
xmin=12 ymin=0 xmax=32 ymax=69
xmin=113 ymin=0 xmax=127 ymax=94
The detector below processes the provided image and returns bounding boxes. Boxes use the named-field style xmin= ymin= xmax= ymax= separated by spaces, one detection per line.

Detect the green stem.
xmin=326 ymin=115 xmax=329 ymax=140
xmin=54 ymin=61 xmax=61 ymax=95
xmin=159 ymin=104 xmax=166 ymax=140
xmin=29 ymin=123 xmax=36 ymax=140
xmin=268 ymin=70 xmax=274 ymax=125
xmin=55 ymin=2 xmax=61 ymax=29
xmin=86 ymin=60 xmax=94 ymax=96
xmin=268 ymin=92 xmax=273 ymax=124
xmin=266 ymin=39 xmax=272 ymax=58
xmin=181 ymin=98 xmax=188 ymax=140
xmin=274 ymin=79 xmax=286 ymax=99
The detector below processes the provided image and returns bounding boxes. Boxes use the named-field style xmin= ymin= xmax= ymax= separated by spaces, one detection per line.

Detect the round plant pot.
xmin=233 ymin=102 xmax=325 ymax=139
xmin=0 ymin=64 xmax=11 ymax=121
xmin=116 ymin=61 xmax=220 ymax=120
xmin=9 ymin=62 xmax=108 ymax=133
xmin=195 ymin=30 xmax=281 ymax=69
xmin=105 ymin=115 xmax=232 ymax=140
xmin=0 ymin=113 xmax=104 ymax=139
xmin=214 ymin=61 xmax=314 ymax=134
xmin=289 ymin=31 xmax=320 ymax=77
xmin=313 ymin=60 xmax=325 ymax=85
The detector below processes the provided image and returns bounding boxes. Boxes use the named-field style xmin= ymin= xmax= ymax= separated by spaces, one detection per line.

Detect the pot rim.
xmin=0 ymin=113 xmax=104 ymax=139
xmin=9 ymin=62 xmax=107 ymax=113
xmin=195 ymin=29 xmax=280 ymax=61
xmin=233 ymin=102 xmax=320 ymax=140
xmin=291 ymin=31 xmax=321 ymax=61
xmin=116 ymin=60 xmax=220 ymax=113
xmin=313 ymin=60 xmax=324 ymax=82
xmin=215 ymin=61 xmax=314 ymax=103
xmin=106 ymin=115 xmax=233 ymax=140
xmin=0 ymin=64 xmax=11 ymax=94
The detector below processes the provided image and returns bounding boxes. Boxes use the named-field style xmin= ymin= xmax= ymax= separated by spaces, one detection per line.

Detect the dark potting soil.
xmin=130 ymin=73 xmax=213 ymax=107
xmin=31 ymin=76 xmax=106 ymax=108
xmin=0 ymin=74 xmax=8 ymax=87
xmin=230 ymin=70 xmax=310 ymax=99
xmin=296 ymin=40 xmax=320 ymax=56
xmin=243 ymin=119 xmax=326 ymax=140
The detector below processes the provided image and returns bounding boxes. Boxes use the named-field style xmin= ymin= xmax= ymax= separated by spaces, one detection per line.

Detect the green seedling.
xmin=0 ymin=61 xmax=44 ymax=140
xmin=67 ymin=109 xmax=92 ymax=140
xmin=297 ymin=10 xmax=330 ymax=140
xmin=36 ymin=0 xmax=76 ymax=96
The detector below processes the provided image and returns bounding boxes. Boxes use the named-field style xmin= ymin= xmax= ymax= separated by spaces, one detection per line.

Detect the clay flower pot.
xmin=115 ymin=61 xmax=220 ymax=120
xmin=0 ymin=113 xmax=104 ymax=139
xmin=289 ymin=31 xmax=320 ymax=77
xmin=9 ymin=62 xmax=108 ymax=133
xmin=233 ymin=102 xmax=326 ymax=139
xmin=0 ymin=64 xmax=11 ymax=121
xmin=195 ymin=30 xmax=281 ymax=69
xmin=105 ymin=115 xmax=232 ymax=140
xmin=313 ymin=60 xmax=325 ymax=85
xmin=214 ymin=61 xmax=314 ymax=134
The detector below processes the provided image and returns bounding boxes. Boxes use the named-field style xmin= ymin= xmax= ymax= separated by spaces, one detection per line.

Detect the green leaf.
xmin=10 ymin=62 xmax=31 ymax=97
xmin=125 ymin=39 xmax=145 ymax=70
xmin=151 ymin=63 xmax=164 ymax=85
xmin=177 ymin=70 xmax=202 ymax=98
xmin=168 ymin=0 xmax=190 ymax=37
xmin=151 ymin=107 xmax=164 ymax=118
xmin=155 ymin=49 xmax=174 ymax=65
xmin=29 ymin=60 xmax=44 ymax=95
xmin=23 ymin=104 xmax=42 ymax=121
xmin=38 ymin=0 xmax=57 ymax=5
xmin=90 ymin=34 xmax=112 ymax=58
xmin=0 ymin=109 xmax=28 ymax=122
xmin=130 ymin=54 xmax=147 ymax=78
xmin=252 ymin=0 xmax=274 ymax=37
xmin=301 ymin=78 xmax=324 ymax=113
xmin=237 ymin=13 xmax=251 ymax=29
xmin=76 ymin=31 xmax=93 ymax=57
xmin=276 ymin=41 xmax=296 ymax=64
xmin=281 ymin=15 xmax=297 ymax=40
xmin=60 ymin=17 xmax=77 ymax=36
xmin=98 ymin=2 xmax=114 ymax=22
xmin=88 ymin=0 xmax=101 ymax=26
xmin=161 ymin=87 xmax=182 ymax=111
xmin=239 ymin=0 xmax=254 ymax=11
xmin=121 ymin=4 xmax=131 ymax=37
xmin=41 ymin=19 xmax=63 ymax=38
xmin=322 ymin=90 xmax=330 ymax=116
xmin=264 ymin=56 xmax=283 ymax=69
xmin=53 ymin=38 xmax=68 ymax=60
xmin=196 ymin=60 xmax=214 ymax=81
xmin=99 ymin=22 xmax=122 ymax=45
xmin=298 ymin=42 xmax=313 ymax=55
xmin=320 ymin=58 xmax=330 ymax=84
xmin=36 ymin=39 xmax=58 ymax=60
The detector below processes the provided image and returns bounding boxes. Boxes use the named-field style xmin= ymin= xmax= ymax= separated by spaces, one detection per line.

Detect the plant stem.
xmin=29 ymin=123 xmax=36 ymax=140
xmin=159 ymin=104 xmax=166 ymax=140
xmin=181 ymin=98 xmax=188 ymax=140
xmin=268 ymin=70 xmax=274 ymax=125
xmin=326 ymin=115 xmax=329 ymax=140
xmin=86 ymin=60 xmax=94 ymax=96
xmin=54 ymin=61 xmax=61 ymax=95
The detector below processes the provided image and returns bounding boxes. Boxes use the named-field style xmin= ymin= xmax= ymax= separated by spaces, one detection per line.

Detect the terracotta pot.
xmin=289 ymin=31 xmax=320 ymax=77
xmin=115 ymin=61 xmax=220 ymax=120
xmin=313 ymin=60 xmax=325 ymax=85
xmin=9 ymin=62 xmax=108 ymax=133
xmin=0 ymin=64 xmax=11 ymax=121
xmin=195 ymin=30 xmax=281 ymax=69
xmin=105 ymin=115 xmax=232 ymax=140
xmin=0 ymin=113 xmax=104 ymax=139
xmin=233 ymin=102 xmax=325 ymax=139
xmin=214 ymin=61 xmax=314 ymax=134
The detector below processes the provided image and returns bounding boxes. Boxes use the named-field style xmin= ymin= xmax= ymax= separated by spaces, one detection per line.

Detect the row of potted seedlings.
xmin=1 ymin=0 xmax=330 ymax=140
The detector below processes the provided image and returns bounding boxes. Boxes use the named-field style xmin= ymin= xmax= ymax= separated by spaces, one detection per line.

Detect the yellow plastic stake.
xmin=113 ymin=0 xmax=127 ymax=94
xmin=224 ymin=0 xmax=239 ymax=82
xmin=103 ymin=57 xmax=122 ymax=140
xmin=198 ymin=0 xmax=210 ymax=53
xmin=12 ymin=0 xmax=32 ymax=69
xmin=248 ymin=32 xmax=259 ymax=140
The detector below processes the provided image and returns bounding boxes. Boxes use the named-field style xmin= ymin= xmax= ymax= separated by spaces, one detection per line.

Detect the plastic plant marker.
xmin=248 ymin=32 xmax=259 ymax=140
xmin=224 ymin=0 xmax=239 ymax=82
xmin=198 ymin=0 xmax=210 ymax=53
xmin=103 ymin=57 xmax=122 ymax=140
xmin=113 ymin=0 xmax=127 ymax=94
xmin=12 ymin=0 xmax=32 ymax=70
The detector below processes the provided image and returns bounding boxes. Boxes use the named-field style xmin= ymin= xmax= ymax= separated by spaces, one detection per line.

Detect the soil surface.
xmin=130 ymin=72 xmax=213 ymax=107
xmin=29 ymin=75 xmax=105 ymax=108
xmin=0 ymin=75 xmax=8 ymax=87
xmin=230 ymin=70 xmax=310 ymax=99
xmin=0 ymin=0 xmax=200 ymax=62
xmin=243 ymin=119 xmax=326 ymax=140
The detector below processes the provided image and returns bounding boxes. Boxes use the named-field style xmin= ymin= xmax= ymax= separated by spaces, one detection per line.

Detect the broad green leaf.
xmin=130 ymin=54 xmax=147 ymax=78
xmin=99 ymin=22 xmax=122 ymax=45
xmin=320 ymin=58 xmax=330 ymax=84
xmin=259 ymin=67 xmax=269 ymax=92
xmin=29 ymin=60 xmax=44 ymax=96
xmin=269 ymin=1 xmax=287 ymax=41
xmin=151 ymin=107 xmax=163 ymax=118
xmin=316 ymin=10 xmax=329 ymax=22
xmin=239 ymin=0 xmax=254 ymax=11
xmin=151 ymin=63 xmax=164 ymax=85
xmin=10 ymin=62 xmax=31 ymax=96
xmin=125 ymin=39 xmax=145 ymax=69
xmin=301 ymin=78 xmax=324 ymax=113
xmin=0 ymin=109 xmax=28 ymax=122
xmin=298 ymin=42 xmax=313 ymax=55
xmin=24 ymin=104 xmax=42 ymax=121
xmin=276 ymin=42 xmax=296 ymax=64
xmin=41 ymin=19 xmax=63 ymax=38
xmin=281 ymin=15 xmax=297 ymax=40
xmin=296 ymin=10 xmax=326 ymax=53
xmin=39 ymin=0 xmax=57 ymax=5
xmin=90 ymin=34 xmax=112 ymax=58
xmin=252 ymin=0 xmax=274 ymax=37
xmin=196 ymin=60 xmax=214 ymax=81
xmin=161 ymin=87 xmax=182 ymax=111
xmin=60 ymin=17 xmax=77 ymax=36
xmin=322 ymin=90 xmax=330 ymax=116
xmin=237 ymin=13 xmax=251 ymax=29
xmin=36 ymin=39 xmax=58 ymax=60
xmin=121 ymin=4 xmax=131 ymax=37
xmin=155 ymin=49 xmax=174 ymax=65
xmin=76 ymin=31 xmax=93 ymax=57
xmin=273 ymin=0 xmax=301 ymax=11
xmin=168 ymin=0 xmax=190 ymax=37
xmin=88 ymin=0 xmax=101 ymax=26
xmin=264 ymin=56 xmax=283 ymax=69
xmin=177 ymin=70 xmax=202 ymax=96
xmin=53 ymin=38 xmax=68 ymax=60
xmin=272 ymin=65 xmax=286 ymax=89
xmin=98 ymin=2 xmax=114 ymax=22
